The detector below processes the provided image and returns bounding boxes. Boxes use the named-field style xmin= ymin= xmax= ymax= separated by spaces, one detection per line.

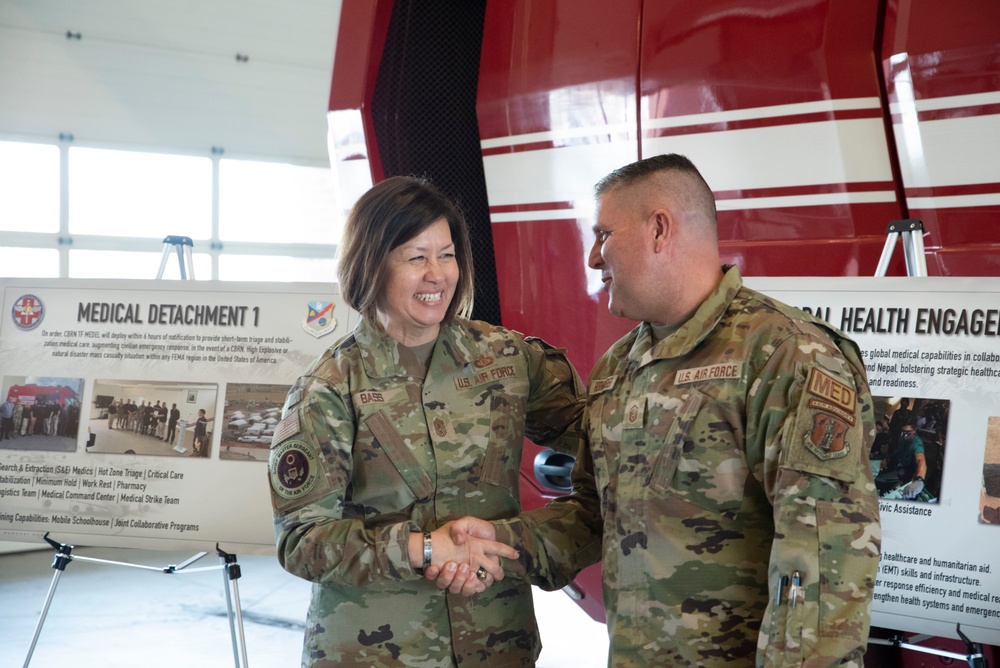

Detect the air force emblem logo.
xmin=302 ymin=300 xmax=336 ymax=338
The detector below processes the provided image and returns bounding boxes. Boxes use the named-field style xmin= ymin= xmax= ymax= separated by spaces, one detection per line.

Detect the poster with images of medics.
xmin=747 ymin=276 xmax=1000 ymax=646
xmin=0 ymin=278 xmax=356 ymax=555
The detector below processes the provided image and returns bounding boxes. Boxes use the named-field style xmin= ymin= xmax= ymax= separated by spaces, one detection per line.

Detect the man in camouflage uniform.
xmin=435 ymin=154 xmax=881 ymax=667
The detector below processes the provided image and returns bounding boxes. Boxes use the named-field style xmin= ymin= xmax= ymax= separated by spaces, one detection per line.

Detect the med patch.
xmin=805 ymin=367 xmax=855 ymax=414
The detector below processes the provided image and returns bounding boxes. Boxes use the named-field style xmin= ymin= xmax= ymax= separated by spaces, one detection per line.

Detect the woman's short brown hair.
xmin=337 ymin=176 xmax=475 ymax=325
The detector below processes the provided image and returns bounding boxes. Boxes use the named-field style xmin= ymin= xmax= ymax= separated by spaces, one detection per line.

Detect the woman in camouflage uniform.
xmin=269 ymin=176 xmax=585 ymax=667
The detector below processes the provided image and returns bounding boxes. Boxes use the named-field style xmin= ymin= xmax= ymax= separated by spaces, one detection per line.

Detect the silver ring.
xmin=476 ymin=566 xmax=488 ymax=581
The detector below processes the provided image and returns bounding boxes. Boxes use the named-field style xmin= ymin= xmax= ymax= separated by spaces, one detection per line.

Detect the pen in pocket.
xmin=788 ymin=571 xmax=801 ymax=608
xmin=775 ymin=574 xmax=788 ymax=606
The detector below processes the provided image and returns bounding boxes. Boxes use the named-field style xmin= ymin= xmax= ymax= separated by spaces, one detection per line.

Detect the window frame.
xmin=0 ymin=136 xmax=338 ymax=281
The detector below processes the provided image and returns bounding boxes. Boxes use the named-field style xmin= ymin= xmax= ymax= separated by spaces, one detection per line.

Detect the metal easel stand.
xmin=23 ymin=533 xmax=249 ymax=668
xmin=869 ymin=219 xmax=987 ymax=666
xmin=868 ymin=625 xmax=988 ymax=667
xmin=874 ymin=219 xmax=927 ymax=277
xmin=24 ymin=237 xmax=250 ymax=667
xmin=156 ymin=235 xmax=196 ymax=280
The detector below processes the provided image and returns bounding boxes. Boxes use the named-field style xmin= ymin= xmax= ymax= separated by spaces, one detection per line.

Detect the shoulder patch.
xmin=804 ymin=413 xmax=851 ymax=460
xmin=270 ymin=411 xmax=300 ymax=447
xmin=269 ymin=439 xmax=319 ymax=500
xmin=805 ymin=367 xmax=855 ymax=414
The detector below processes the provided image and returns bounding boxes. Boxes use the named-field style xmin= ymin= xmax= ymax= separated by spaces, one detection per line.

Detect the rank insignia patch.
xmin=269 ymin=439 xmax=318 ymax=499
xmin=623 ymin=398 xmax=645 ymax=429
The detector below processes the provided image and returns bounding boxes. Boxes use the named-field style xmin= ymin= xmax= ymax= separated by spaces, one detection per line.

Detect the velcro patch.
xmin=455 ymin=364 xmax=518 ymax=390
xmin=269 ymin=439 xmax=318 ymax=500
xmin=270 ymin=411 xmax=300 ymax=446
xmin=803 ymin=413 xmax=850 ymax=460
xmin=590 ymin=376 xmax=618 ymax=395
xmin=807 ymin=398 xmax=856 ymax=426
xmin=675 ymin=363 xmax=740 ymax=385
xmin=354 ymin=390 xmax=389 ymax=406
xmin=805 ymin=367 xmax=855 ymax=413
xmin=623 ymin=398 xmax=645 ymax=429
xmin=283 ymin=387 xmax=303 ymax=413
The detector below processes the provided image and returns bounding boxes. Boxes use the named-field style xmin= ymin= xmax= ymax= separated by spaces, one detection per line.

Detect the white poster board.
xmin=0 ymin=278 xmax=356 ymax=555
xmin=747 ymin=276 xmax=1000 ymax=646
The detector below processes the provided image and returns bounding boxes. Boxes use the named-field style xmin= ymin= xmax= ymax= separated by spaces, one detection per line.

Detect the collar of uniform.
xmin=628 ymin=264 xmax=743 ymax=366
xmin=353 ymin=318 xmax=473 ymax=379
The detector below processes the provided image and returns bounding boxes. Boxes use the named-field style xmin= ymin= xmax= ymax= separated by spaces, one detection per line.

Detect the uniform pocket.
xmin=816 ymin=499 xmax=877 ymax=641
xmin=650 ymin=389 xmax=748 ymax=519
xmin=482 ymin=402 xmax=521 ymax=490
xmin=361 ymin=410 xmax=434 ymax=504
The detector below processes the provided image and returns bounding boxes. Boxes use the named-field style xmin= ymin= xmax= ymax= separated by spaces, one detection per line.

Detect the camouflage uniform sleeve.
xmin=748 ymin=332 xmax=881 ymax=668
xmin=520 ymin=335 xmax=587 ymax=453
xmin=268 ymin=376 xmax=421 ymax=586
xmin=493 ymin=416 xmax=603 ymax=590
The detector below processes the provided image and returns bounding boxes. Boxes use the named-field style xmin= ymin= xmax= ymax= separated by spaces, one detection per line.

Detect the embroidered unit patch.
xmin=269 ymin=439 xmax=318 ymax=499
xmin=804 ymin=412 xmax=851 ymax=460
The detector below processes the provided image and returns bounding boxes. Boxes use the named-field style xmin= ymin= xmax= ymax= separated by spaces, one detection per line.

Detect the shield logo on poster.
xmin=302 ymin=301 xmax=336 ymax=338
xmin=12 ymin=294 xmax=44 ymax=331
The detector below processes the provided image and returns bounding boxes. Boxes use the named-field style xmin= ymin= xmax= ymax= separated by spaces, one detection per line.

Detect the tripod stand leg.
xmin=875 ymin=219 xmax=927 ymax=277
xmin=156 ymin=235 xmax=196 ymax=280
xmin=875 ymin=232 xmax=900 ymax=277
xmin=218 ymin=546 xmax=249 ymax=668
xmin=24 ymin=535 xmax=74 ymax=667
xmin=23 ymin=568 xmax=64 ymax=667
xmin=229 ymin=570 xmax=249 ymax=668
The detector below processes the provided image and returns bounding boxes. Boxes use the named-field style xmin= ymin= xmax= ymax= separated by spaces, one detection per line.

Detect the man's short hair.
xmin=594 ymin=153 xmax=717 ymax=223
xmin=337 ymin=175 xmax=475 ymax=325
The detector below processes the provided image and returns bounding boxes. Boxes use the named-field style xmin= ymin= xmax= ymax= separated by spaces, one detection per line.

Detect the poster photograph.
xmin=87 ymin=379 xmax=218 ymax=458
xmin=0 ymin=278 xmax=355 ymax=555
xmin=0 ymin=375 xmax=84 ymax=452
xmin=218 ymin=383 xmax=290 ymax=462
xmin=748 ymin=276 xmax=1000 ymax=646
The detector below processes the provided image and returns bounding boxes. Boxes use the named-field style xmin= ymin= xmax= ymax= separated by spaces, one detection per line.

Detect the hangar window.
xmin=0 ymin=141 xmax=60 ymax=233
xmin=0 ymin=140 xmax=339 ymax=282
xmin=69 ymin=148 xmax=212 ymax=239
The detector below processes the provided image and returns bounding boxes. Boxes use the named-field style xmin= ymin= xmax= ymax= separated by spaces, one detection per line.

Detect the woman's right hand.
xmin=423 ymin=517 xmax=516 ymax=595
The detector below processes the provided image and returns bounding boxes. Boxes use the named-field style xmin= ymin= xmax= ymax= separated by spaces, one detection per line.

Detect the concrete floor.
xmin=0 ymin=544 xmax=608 ymax=667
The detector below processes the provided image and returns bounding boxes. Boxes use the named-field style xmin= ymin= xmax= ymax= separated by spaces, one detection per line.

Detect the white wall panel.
xmin=0 ymin=0 xmax=340 ymax=163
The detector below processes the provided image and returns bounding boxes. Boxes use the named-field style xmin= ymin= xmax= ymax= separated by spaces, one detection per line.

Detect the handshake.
xmin=411 ymin=517 xmax=515 ymax=596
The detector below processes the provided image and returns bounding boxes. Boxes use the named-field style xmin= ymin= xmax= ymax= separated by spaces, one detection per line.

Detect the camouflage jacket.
xmin=269 ymin=317 xmax=584 ymax=667
xmin=496 ymin=266 xmax=881 ymax=667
